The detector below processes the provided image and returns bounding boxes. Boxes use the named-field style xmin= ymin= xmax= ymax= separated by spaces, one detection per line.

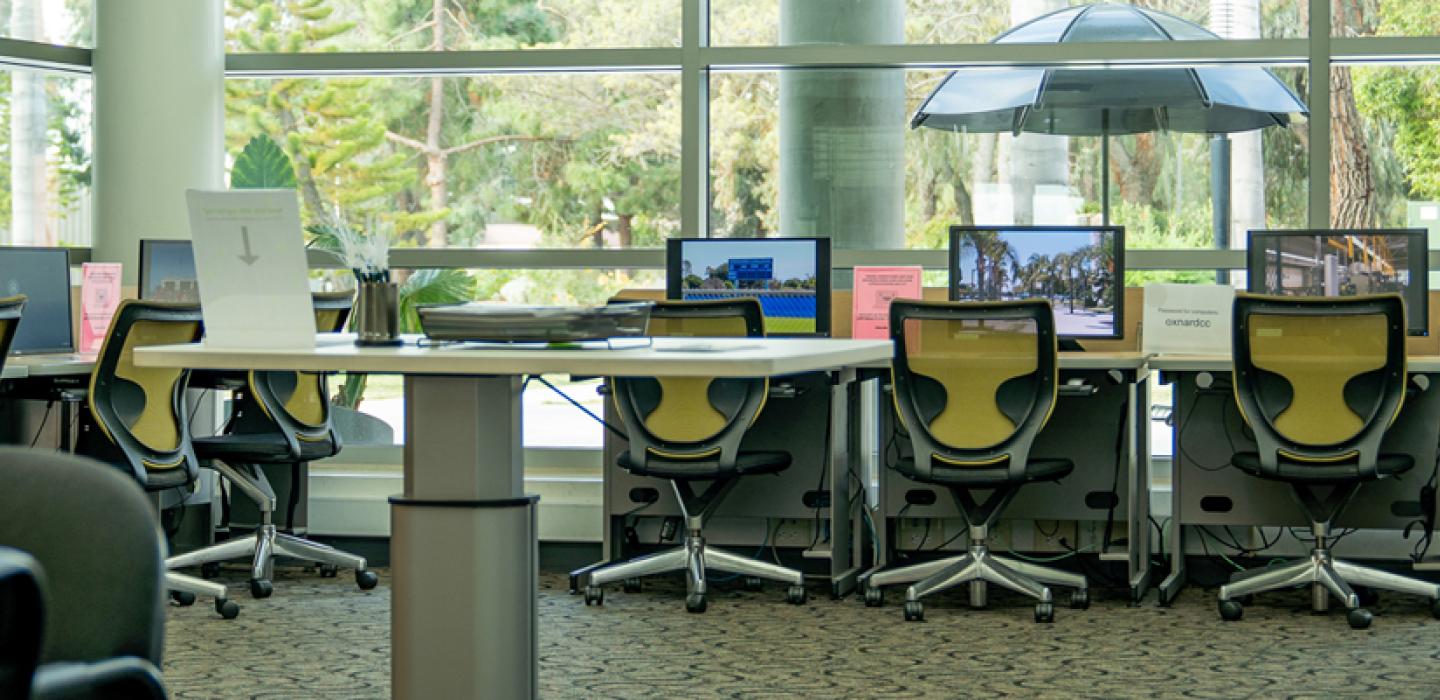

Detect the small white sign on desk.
xmin=1142 ymin=283 xmax=1234 ymax=356
xmin=186 ymin=189 xmax=316 ymax=349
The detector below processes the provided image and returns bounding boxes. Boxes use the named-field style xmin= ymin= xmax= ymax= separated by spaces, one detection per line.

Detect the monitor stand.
xmin=1058 ymin=338 xmax=1086 ymax=353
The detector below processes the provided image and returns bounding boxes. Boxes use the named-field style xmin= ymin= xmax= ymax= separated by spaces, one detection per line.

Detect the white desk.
xmin=5 ymin=354 xmax=95 ymax=377
xmin=137 ymin=334 xmax=893 ymax=699
xmin=0 ymin=364 xmax=25 ymax=380
xmin=1152 ymin=353 xmax=1440 ymax=373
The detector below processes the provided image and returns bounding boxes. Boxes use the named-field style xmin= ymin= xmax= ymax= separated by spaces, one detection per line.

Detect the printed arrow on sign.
xmin=238 ymin=226 xmax=260 ymax=266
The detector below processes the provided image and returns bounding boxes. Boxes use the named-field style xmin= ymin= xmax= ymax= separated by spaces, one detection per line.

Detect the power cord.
xmin=28 ymin=401 xmax=53 ymax=447
xmin=532 ymin=376 xmax=627 ymax=440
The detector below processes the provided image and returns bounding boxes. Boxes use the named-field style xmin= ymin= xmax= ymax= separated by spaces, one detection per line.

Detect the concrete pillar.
xmin=779 ymin=1 xmax=905 ymax=250
xmin=93 ymin=0 xmax=224 ymax=284
xmin=1210 ymin=0 xmax=1266 ymax=246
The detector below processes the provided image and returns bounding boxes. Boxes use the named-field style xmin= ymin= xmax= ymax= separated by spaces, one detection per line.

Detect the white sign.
xmin=1141 ymin=283 xmax=1234 ymax=356
xmin=186 ymin=189 xmax=316 ymax=349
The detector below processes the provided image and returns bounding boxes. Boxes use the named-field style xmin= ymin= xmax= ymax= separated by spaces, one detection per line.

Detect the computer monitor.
xmin=0 ymin=247 xmax=74 ymax=355
xmin=949 ymin=225 xmax=1125 ymax=343
xmin=666 ymin=237 xmax=832 ymax=337
xmin=139 ymin=239 xmax=199 ymax=303
xmin=1247 ymin=228 xmax=1428 ymax=336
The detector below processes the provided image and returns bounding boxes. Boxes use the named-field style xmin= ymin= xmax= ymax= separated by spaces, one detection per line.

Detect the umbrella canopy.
xmin=911 ymin=3 xmax=1308 ymax=136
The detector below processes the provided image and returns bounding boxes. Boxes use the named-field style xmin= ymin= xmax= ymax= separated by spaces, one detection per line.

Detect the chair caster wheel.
xmin=743 ymin=576 xmax=763 ymax=592
xmin=903 ymin=601 xmax=924 ymax=622
xmin=355 ymin=569 xmax=379 ymax=590
xmin=200 ymin=562 xmax=221 ymax=579
xmin=623 ymin=577 xmax=642 ymax=593
xmin=216 ymin=598 xmax=240 ymax=620
xmin=1354 ymin=585 xmax=1379 ymax=607
xmin=1034 ymin=602 xmax=1055 ymax=623
xmin=685 ymin=593 xmax=707 ymax=613
xmin=584 ymin=585 xmax=604 ymax=606
xmin=864 ymin=586 xmax=884 ymax=608
xmin=1069 ymin=589 xmax=1090 ymax=610
xmin=1430 ymin=597 xmax=1440 ymax=620
xmin=249 ymin=578 xmax=273 ymax=599
xmin=1348 ymin=608 xmax=1373 ymax=630
xmin=1218 ymin=599 xmax=1244 ymax=621
xmin=786 ymin=585 xmax=807 ymax=605
xmin=318 ymin=564 xmax=339 ymax=578
xmin=1236 ymin=594 xmax=1255 ymax=606
xmin=170 ymin=590 xmax=197 ymax=606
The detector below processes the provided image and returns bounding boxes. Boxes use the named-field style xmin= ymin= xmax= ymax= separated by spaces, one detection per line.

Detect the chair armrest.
xmin=31 ymin=658 xmax=166 ymax=700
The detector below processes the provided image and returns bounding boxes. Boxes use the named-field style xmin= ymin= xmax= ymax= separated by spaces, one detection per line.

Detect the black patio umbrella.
xmin=912 ymin=3 xmax=1308 ymax=256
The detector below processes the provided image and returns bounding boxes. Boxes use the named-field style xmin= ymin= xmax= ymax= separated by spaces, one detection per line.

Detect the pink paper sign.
xmin=852 ymin=266 xmax=922 ymax=339
xmin=80 ymin=262 xmax=122 ymax=354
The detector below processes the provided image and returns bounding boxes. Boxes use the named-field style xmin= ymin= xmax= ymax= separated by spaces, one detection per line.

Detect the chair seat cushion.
xmin=1231 ymin=452 xmax=1413 ymax=483
xmin=896 ymin=457 xmax=1073 ymax=487
xmin=618 ymin=450 xmax=791 ymax=479
xmin=194 ymin=433 xmax=336 ymax=463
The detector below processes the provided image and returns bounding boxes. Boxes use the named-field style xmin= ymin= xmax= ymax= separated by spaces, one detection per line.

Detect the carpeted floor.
xmin=164 ymin=566 xmax=1440 ymax=699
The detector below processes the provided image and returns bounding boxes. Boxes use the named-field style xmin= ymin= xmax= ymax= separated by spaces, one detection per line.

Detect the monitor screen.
xmin=666 ymin=237 xmax=832 ymax=337
xmin=139 ymin=239 xmax=199 ymax=303
xmin=1247 ymin=228 xmax=1428 ymax=336
xmin=948 ymin=225 xmax=1125 ymax=340
xmin=0 ymin=247 xmax=74 ymax=354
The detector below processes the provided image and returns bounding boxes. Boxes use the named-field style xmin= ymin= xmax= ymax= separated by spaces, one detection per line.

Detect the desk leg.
xmin=1128 ymin=372 xmax=1154 ymax=604
xmin=1157 ymin=373 xmax=1188 ymax=606
xmin=829 ymin=368 xmax=859 ymax=598
xmin=391 ymin=374 xmax=538 ymax=699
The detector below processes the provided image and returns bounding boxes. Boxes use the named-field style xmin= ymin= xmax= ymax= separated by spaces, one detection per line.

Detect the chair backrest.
xmin=83 ymin=300 xmax=204 ymax=489
xmin=889 ymin=299 xmax=1058 ymax=482
xmin=0 ymin=447 xmax=166 ymax=666
xmin=611 ymin=298 xmax=768 ymax=471
xmin=0 ymin=295 xmax=23 ymax=372
xmin=237 ymin=291 xmax=354 ymax=458
xmin=0 ymin=547 xmax=43 ymax=700
xmin=1232 ymin=293 xmax=1406 ymax=477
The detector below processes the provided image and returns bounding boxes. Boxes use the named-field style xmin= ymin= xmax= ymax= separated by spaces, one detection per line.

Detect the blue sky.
xmin=680 ymin=240 xmax=818 ymax=280
xmin=959 ymin=229 xmax=1110 ymax=260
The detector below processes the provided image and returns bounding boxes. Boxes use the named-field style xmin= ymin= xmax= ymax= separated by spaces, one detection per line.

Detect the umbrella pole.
xmin=1211 ymin=133 xmax=1232 ymax=285
xmin=1101 ymin=135 xmax=1110 ymax=226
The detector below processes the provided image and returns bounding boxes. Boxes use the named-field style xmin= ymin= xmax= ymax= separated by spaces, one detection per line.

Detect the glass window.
xmin=1335 ymin=0 xmax=1440 ymax=38
xmin=225 ymin=0 xmax=679 ymax=52
xmin=1 ymin=1 xmax=91 ymax=47
xmin=0 ymin=70 xmax=93 ymax=247
xmin=710 ymin=66 xmax=1307 ymax=263
xmin=226 ymin=73 xmax=680 ymax=248
xmin=712 ymin=0 xmax=1303 ymax=47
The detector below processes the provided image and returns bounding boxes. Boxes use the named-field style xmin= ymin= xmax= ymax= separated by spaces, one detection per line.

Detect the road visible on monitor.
xmin=1054 ymin=306 xmax=1114 ymax=337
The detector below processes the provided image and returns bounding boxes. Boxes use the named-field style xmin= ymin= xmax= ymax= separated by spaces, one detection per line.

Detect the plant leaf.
xmin=232 ymin=134 xmax=298 ymax=189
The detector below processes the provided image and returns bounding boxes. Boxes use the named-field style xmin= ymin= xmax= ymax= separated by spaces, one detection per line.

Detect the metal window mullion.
xmin=1308 ymin=0 xmax=1331 ymax=228
xmin=701 ymin=38 xmax=1309 ymax=69
xmin=224 ymin=48 xmax=682 ymax=77
xmin=680 ymin=0 xmax=709 ymax=238
xmin=0 ymin=37 xmax=91 ymax=74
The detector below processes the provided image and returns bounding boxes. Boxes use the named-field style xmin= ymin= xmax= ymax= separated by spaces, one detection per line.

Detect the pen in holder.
xmin=355 ymin=280 xmax=402 ymax=346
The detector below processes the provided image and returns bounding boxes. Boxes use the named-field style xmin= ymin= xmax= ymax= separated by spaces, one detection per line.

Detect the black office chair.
xmin=0 ymin=447 xmax=170 ymax=699
xmin=179 ymin=291 xmax=378 ymax=599
xmin=861 ymin=299 xmax=1086 ymax=623
xmin=74 ymin=300 xmax=240 ymax=619
xmin=0 ymin=295 xmax=23 ymax=369
xmin=583 ymin=299 xmax=808 ymax=613
xmin=1218 ymin=293 xmax=1440 ymax=629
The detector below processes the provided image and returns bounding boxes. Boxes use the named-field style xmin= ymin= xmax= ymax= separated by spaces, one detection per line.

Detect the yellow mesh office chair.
xmin=583 ymin=299 xmax=808 ymax=613
xmin=176 ymin=291 xmax=377 ymax=599
xmin=74 ymin=301 xmax=240 ymax=619
xmin=1218 ymin=293 xmax=1440 ymax=629
xmin=0 ymin=295 xmax=23 ymax=372
xmin=861 ymin=300 xmax=1086 ymax=623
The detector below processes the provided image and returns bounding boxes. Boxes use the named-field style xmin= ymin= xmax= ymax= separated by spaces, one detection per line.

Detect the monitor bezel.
xmin=138 ymin=238 xmax=197 ymax=302
xmin=1246 ymin=227 xmax=1429 ymax=337
xmin=947 ymin=224 xmax=1126 ymax=342
xmin=2 ymin=246 xmax=75 ymax=355
xmin=665 ymin=237 xmax=832 ymax=338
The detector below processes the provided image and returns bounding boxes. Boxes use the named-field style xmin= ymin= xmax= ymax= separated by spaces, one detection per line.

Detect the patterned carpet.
xmin=163 ymin=565 xmax=1440 ymax=699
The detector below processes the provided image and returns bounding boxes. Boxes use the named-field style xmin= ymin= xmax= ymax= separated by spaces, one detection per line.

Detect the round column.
xmin=93 ymin=0 xmax=224 ymax=285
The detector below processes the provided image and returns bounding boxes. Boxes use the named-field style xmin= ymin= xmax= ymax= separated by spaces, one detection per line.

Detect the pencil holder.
xmin=355 ymin=281 xmax=402 ymax=346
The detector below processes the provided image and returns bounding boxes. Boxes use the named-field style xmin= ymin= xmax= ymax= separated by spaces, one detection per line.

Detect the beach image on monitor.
xmin=954 ymin=228 xmax=1118 ymax=337
xmin=1255 ymin=234 xmax=1411 ymax=299
xmin=679 ymin=239 xmax=818 ymax=334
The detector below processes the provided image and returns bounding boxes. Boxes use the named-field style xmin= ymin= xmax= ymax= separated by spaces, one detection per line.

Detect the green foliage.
xmin=1355 ymin=2 xmax=1440 ymax=203
xmin=398 ymin=269 xmax=478 ymax=334
xmin=231 ymin=134 xmax=299 ymax=189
